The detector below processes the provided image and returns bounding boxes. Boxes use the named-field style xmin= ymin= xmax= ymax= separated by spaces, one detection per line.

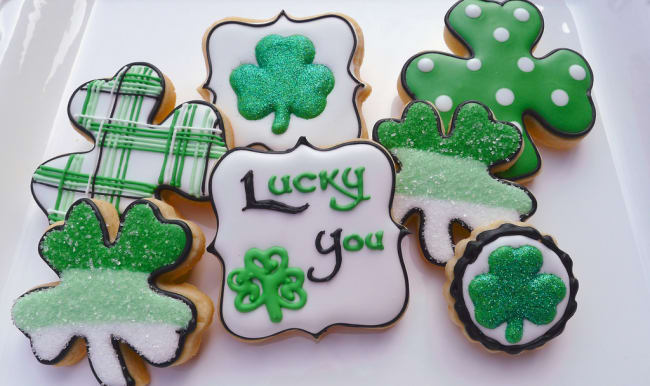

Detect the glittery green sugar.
xmin=40 ymin=201 xmax=188 ymax=272
xmin=468 ymin=245 xmax=566 ymax=344
xmin=230 ymin=34 xmax=335 ymax=134
xmin=376 ymin=101 xmax=521 ymax=166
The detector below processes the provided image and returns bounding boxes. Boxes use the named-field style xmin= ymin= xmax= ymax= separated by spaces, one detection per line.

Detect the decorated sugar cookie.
xmin=445 ymin=222 xmax=578 ymax=354
xmin=208 ymin=137 xmax=408 ymax=340
xmin=374 ymin=100 xmax=536 ymax=265
xmin=12 ymin=198 xmax=213 ymax=385
xmin=32 ymin=62 xmax=228 ymax=223
xmin=200 ymin=11 xmax=370 ymax=150
xmin=400 ymin=0 xmax=595 ymax=181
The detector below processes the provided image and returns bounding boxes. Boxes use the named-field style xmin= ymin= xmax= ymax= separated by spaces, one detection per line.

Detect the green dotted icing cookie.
xmin=401 ymin=0 xmax=595 ymax=181
xmin=11 ymin=199 xmax=206 ymax=386
xmin=374 ymin=100 xmax=535 ymax=265
xmin=446 ymin=222 xmax=578 ymax=354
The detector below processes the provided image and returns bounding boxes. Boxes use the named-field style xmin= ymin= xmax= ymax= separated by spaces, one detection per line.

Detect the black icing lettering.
xmin=241 ymin=170 xmax=308 ymax=214
xmin=308 ymin=228 xmax=343 ymax=282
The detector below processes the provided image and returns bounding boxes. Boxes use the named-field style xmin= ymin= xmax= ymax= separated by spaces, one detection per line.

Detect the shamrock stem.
xmin=272 ymin=106 xmax=291 ymax=134
xmin=505 ymin=318 xmax=524 ymax=344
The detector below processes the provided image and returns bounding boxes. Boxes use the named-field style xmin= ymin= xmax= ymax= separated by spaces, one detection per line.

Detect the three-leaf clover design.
xmin=230 ymin=34 xmax=335 ymax=134
xmin=227 ymin=246 xmax=307 ymax=323
xmin=373 ymin=100 xmax=535 ymax=265
xmin=469 ymin=245 xmax=566 ymax=344
xmin=12 ymin=199 xmax=202 ymax=386
xmin=401 ymin=0 xmax=595 ymax=181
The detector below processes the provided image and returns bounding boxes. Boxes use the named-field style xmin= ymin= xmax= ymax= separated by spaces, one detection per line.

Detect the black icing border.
xmin=207 ymin=136 xmax=410 ymax=341
xmin=448 ymin=222 xmax=579 ymax=354
xmin=200 ymin=10 xmax=367 ymax=147
xmin=30 ymin=62 xmax=229 ymax=222
xmin=398 ymin=0 xmax=596 ymax=181
xmin=13 ymin=198 xmax=201 ymax=386
xmin=372 ymin=99 xmax=537 ymax=266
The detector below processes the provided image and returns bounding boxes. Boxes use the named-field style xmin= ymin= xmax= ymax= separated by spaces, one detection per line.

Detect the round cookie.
xmin=12 ymin=198 xmax=213 ymax=385
xmin=445 ymin=222 xmax=578 ymax=354
xmin=208 ymin=137 xmax=408 ymax=340
xmin=399 ymin=0 xmax=595 ymax=182
xmin=200 ymin=11 xmax=371 ymax=151
xmin=373 ymin=100 xmax=536 ymax=265
xmin=31 ymin=62 xmax=231 ymax=223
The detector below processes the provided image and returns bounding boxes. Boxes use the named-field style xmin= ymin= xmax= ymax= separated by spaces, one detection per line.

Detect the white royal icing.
xmin=551 ymin=89 xmax=569 ymax=106
xmin=29 ymin=322 xmax=183 ymax=386
xmin=465 ymin=4 xmax=482 ymax=18
xmin=495 ymin=88 xmax=515 ymax=106
xmin=466 ymin=58 xmax=482 ymax=71
xmin=417 ymin=57 xmax=434 ymax=72
xmin=493 ymin=27 xmax=510 ymax=42
xmin=210 ymin=140 xmax=407 ymax=339
xmin=517 ymin=57 xmax=535 ymax=72
xmin=513 ymin=8 xmax=530 ymax=22
xmin=569 ymin=64 xmax=586 ymax=80
xmin=203 ymin=12 xmax=366 ymax=150
xmin=392 ymin=195 xmax=521 ymax=264
xmin=434 ymin=95 xmax=453 ymax=112
xmin=461 ymin=235 xmax=571 ymax=346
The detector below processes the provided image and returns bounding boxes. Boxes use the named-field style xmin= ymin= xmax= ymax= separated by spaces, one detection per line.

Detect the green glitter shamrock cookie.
xmin=373 ymin=100 xmax=536 ymax=266
xmin=12 ymin=198 xmax=214 ymax=386
xmin=445 ymin=222 xmax=578 ymax=354
xmin=400 ymin=0 xmax=595 ymax=181
xmin=31 ymin=62 xmax=230 ymax=224
xmin=201 ymin=11 xmax=370 ymax=150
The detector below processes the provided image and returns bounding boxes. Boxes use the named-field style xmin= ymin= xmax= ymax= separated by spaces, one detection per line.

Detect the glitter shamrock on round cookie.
xmin=400 ymin=0 xmax=595 ymax=181
xmin=230 ymin=34 xmax=335 ymax=134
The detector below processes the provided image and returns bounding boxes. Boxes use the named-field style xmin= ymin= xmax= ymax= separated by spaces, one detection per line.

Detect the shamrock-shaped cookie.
xmin=374 ymin=100 xmax=536 ymax=265
xmin=12 ymin=198 xmax=213 ymax=385
xmin=201 ymin=11 xmax=369 ymax=150
xmin=227 ymin=246 xmax=307 ymax=323
xmin=446 ymin=222 xmax=578 ymax=354
xmin=230 ymin=34 xmax=335 ymax=134
xmin=400 ymin=0 xmax=595 ymax=181
xmin=32 ymin=62 xmax=229 ymax=223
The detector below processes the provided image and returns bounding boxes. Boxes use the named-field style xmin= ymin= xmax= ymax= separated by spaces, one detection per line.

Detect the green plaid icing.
xmin=32 ymin=64 xmax=226 ymax=223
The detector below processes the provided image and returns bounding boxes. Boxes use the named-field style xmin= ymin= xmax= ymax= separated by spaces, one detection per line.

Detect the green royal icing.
xmin=343 ymin=234 xmax=364 ymax=252
xmin=376 ymin=101 xmax=532 ymax=214
xmin=12 ymin=200 xmax=193 ymax=332
xmin=468 ymin=245 xmax=566 ymax=344
xmin=403 ymin=0 xmax=594 ymax=180
xmin=227 ymin=246 xmax=307 ymax=323
xmin=230 ymin=34 xmax=335 ymax=134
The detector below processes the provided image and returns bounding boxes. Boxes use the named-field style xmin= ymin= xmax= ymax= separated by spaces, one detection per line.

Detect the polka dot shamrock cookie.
xmin=400 ymin=0 xmax=595 ymax=181
xmin=445 ymin=222 xmax=578 ymax=354
xmin=32 ymin=62 xmax=229 ymax=223
xmin=373 ymin=100 xmax=536 ymax=265
xmin=12 ymin=198 xmax=213 ymax=385
xmin=200 ymin=11 xmax=370 ymax=150
xmin=208 ymin=137 xmax=408 ymax=340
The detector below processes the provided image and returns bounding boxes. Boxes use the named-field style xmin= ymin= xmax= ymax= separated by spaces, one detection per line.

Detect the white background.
xmin=0 ymin=0 xmax=649 ymax=385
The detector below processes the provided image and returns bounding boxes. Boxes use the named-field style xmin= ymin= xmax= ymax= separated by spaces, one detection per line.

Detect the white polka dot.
xmin=496 ymin=88 xmax=515 ymax=106
xmin=517 ymin=57 xmax=535 ymax=72
xmin=417 ymin=57 xmax=434 ymax=72
xmin=569 ymin=64 xmax=586 ymax=80
xmin=435 ymin=95 xmax=453 ymax=112
xmin=466 ymin=58 xmax=482 ymax=71
xmin=551 ymin=89 xmax=569 ymax=106
xmin=514 ymin=8 xmax=530 ymax=22
xmin=493 ymin=27 xmax=510 ymax=42
xmin=465 ymin=4 xmax=481 ymax=18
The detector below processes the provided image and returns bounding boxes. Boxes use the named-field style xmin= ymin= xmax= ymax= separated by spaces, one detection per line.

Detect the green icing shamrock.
xmin=230 ymin=34 xmax=335 ymax=134
xmin=469 ymin=245 xmax=566 ymax=344
xmin=12 ymin=199 xmax=195 ymax=386
xmin=402 ymin=0 xmax=594 ymax=181
xmin=227 ymin=246 xmax=307 ymax=323
xmin=374 ymin=101 xmax=534 ymax=264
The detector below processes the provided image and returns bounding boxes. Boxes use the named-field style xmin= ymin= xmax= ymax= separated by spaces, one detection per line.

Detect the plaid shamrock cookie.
xmin=400 ymin=0 xmax=595 ymax=181
xmin=445 ymin=222 xmax=578 ymax=354
xmin=12 ymin=198 xmax=213 ymax=385
xmin=32 ymin=62 xmax=229 ymax=223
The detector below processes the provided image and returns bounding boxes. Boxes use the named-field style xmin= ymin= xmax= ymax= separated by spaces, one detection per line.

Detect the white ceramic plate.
xmin=1 ymin=0 xmax=649 ymax=385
